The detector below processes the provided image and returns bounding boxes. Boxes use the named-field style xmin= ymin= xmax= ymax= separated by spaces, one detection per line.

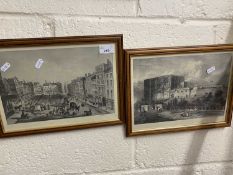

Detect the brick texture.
xmin=0 ymin=0 xmax=137 ymax=16
xmin=138 ymin=0 xmax=233 ymax=19
xmin=0 ymin=0 xmax=233 ymax=175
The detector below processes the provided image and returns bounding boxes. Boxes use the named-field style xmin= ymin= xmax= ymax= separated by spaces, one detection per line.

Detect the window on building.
xmin=110 ymin=73 xmax=112 ymax=78
xmin=110 ymin=80 xmax=112 ymax=86
xmin=107 ymin=90 xmax=109 ymax=98
xmin=107 ymin=80 xmax=109 ymax=86
xmin=111 ymin=90 xmax=113 ymax=98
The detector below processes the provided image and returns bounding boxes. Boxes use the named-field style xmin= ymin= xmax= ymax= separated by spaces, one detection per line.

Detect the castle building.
xmin=144 ymin=75 xmax=185 ymax=104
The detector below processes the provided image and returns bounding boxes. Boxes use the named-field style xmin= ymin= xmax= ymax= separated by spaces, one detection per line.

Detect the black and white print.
xmin=0 ymin=45 xmax=116 ymax=125
xmin=133 ymin=52 xmax=232 ymax=125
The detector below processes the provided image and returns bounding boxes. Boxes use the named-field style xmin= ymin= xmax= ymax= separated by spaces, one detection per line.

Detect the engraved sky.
xmin=0 ymin=45 xmax=113 ymax=84
xmin=133 ymin=52 xmax=232 ymax=86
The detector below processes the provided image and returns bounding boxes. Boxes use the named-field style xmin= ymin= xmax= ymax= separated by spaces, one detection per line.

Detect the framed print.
xmin=125 ymin=44 xmax=233 ymax=136
xmin=0 ymin=34 xmax=124 ymax=137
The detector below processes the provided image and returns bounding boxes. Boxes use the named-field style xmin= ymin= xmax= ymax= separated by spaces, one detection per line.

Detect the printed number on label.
xmin=99 ymin=44 xmax=114 ymax=54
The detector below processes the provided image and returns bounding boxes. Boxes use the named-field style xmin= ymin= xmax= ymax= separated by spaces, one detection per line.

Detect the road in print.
xmin=0 ymin=45 xmax=115 ymax=125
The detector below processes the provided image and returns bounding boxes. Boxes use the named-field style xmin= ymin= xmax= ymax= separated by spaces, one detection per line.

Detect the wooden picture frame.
xmin=0 ymin=34 xmax=124 ymax=137
xmin=125 ymin=44 xmax=233 ymax=136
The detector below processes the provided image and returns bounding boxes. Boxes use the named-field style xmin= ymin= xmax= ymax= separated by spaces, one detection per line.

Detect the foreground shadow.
xmin=180 ymin=22 xmax=233 ymax=175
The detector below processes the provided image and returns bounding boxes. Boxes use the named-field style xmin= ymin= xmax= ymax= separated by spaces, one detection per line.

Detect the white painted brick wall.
xmin=0 ymin=0 xmax=137 ymax=16
xmin=0 ymin=0 xmax=233 ymax=175
xmin=138 ymin=0 xmax=233 ymax=20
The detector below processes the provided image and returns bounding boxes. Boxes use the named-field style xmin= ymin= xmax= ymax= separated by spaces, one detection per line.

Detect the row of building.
xmin=0 ymin=59 xmax=115 ymax=111
xmin=144 ymin=75 xmax=226 ymax=105
xmin=0 ymin=72 xmax=5 ymax=96
xmin=67 ymin=59 xmax=114 ymax=110
xmin=0 ymin=72 xmax=63 ymax=99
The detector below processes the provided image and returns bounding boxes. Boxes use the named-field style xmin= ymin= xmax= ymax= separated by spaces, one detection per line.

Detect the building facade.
xmin=0 ymin=72 xmax=6 ymax=96
xmin=66 ymin=59 xmax=114 ymax=110
xmin=85 ymin=73 xmax=97 ymax=105
xmin=43 ymin=82 xmax=63 ymax=95
xmin=33 ymin=82 xmax=43 ymax=96
xmin=95 ymin=63 xmax=106 ymax=106
xmin=144 ymin=75 xmax=226 ymax=111
xmin=190 ymin=85 xmax=224 ymax=99
xmin=67 ymin=77 xmax=85 ymax=99
xmin=104 ymin=69 xmax=114 ymax=110
xmin=3 ymin=77 xmax=24 ymax=97
xmin=95 ymin=59 xmax=114 ymax=109
xmin=22 ymin=82 xmax=34 ymax=100
xmin=144 ymin=75 xmax=185 ymax=104
xmin=170 ymin=87 xmax=191 ymax=100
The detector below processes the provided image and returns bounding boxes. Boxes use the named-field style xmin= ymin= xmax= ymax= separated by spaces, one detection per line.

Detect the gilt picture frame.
xmin=125 ymin=44 xmax=233 ymax=136
xmin=0 ymin=34 xmax=124 ymax=137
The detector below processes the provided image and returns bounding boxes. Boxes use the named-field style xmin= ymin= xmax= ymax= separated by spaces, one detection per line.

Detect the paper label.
xmin=99 ymin=44 xmax=114 ymax=54
xmin=35 ymin=59 xmax=44 ymax=69
xmin=1 ymin=62 xmax=11 ymax=72
xmin=207 ymin=66 xmax=215 ymax=74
